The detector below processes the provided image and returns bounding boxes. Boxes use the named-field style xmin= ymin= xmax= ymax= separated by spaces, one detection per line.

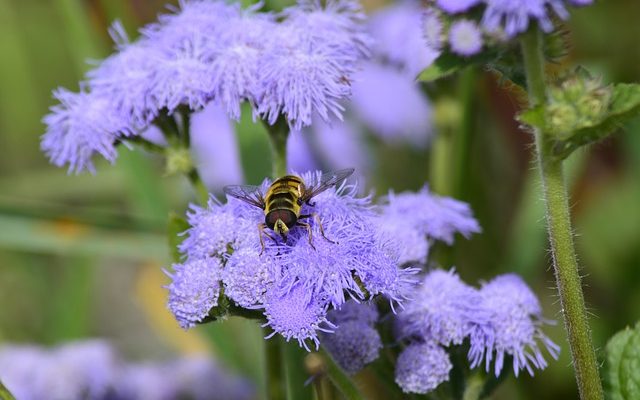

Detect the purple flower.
xmin=437 ymin=0 xmax=481 ymax=13
xmin=351 ymin=62 xmax=432 ymax=147
xmin=321 ymin=300 xmax=382 ymax=374
xmin=381 ymin=186 xmax=481 ymax=246
xmin=41 ymin=89 xmax=131 ymax=173
xmin=0 ymin=341 xmax=118 ymax=400
xmin=264 ymin=284 xmax=334 ymax=350
xmin=397 ymin=269 xmax=485 ymax=346
xmin=321 ymin=321 xmax=382 ymax=374
xmin=173 ymin=171 xmax=416 ymax=348
xmin=449 ymin=20 xmax=484 ymax=56
xmin=422 ymin=10 xmax=445 ymax=50
xmin=368 ymin=3 xmax=440 ymax=77
xmin=190 ymin=102 xmax=244 ymax=189
xmin=395 ymin=342 xmax=452 ymax=394
xmin=468 ymin=274 xmax=560 ymax=377
xmin=165 ymin=258 xmax=223 ymax=329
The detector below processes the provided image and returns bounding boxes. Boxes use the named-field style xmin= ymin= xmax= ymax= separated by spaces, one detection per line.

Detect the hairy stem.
xmin=521 ymin=29 xmax=603 ymax=400
xmin=321 ymin=348 xmax=365 ymax=400
xmin=264 ymin=333 xmax=286 ymax=400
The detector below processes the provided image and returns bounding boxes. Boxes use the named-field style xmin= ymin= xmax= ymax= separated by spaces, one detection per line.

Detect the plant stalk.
xmin=520 ymin=29 xmax=603 ymax=400
xmin=263 ymin=119 xmax=289 ymax=178
xmin=265 ymin=335 xmax=286 ymax=400
xmin=321 ymin=348 xmax=365 ymax=400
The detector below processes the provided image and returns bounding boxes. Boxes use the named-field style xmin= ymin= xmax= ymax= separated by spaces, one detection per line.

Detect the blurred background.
xmin=0 ymin=0 xmax=639 ymax=399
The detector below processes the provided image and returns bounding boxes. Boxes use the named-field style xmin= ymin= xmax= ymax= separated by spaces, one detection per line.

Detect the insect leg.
xmin=258 ymin=223 xmax=278 ymax=255
xmin=297 ymin=221 xmax=316 ymax=250
xmin=313 ymin=213 xmax=337 ymax=244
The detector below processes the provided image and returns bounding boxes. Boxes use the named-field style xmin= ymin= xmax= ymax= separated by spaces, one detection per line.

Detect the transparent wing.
xmin=301 ymin=168 xmax=355 ymax=202
xmin=223 ymin=184 xmax=265 ymax=209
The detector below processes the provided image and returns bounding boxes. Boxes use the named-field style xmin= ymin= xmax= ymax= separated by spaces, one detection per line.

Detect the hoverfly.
xmin=224 ymin=168 xmax=354 ymax=254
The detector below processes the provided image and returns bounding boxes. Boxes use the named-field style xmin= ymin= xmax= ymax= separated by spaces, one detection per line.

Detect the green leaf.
xmin=417 ymin=51 xmax=495 ymax=82
xmin=605 ymin=322 xmax=640 ymax=400
xmin=0 ymin=379 xmax=16 ymax=400
xmin=167 ymin=212 xmax=190 ymax=263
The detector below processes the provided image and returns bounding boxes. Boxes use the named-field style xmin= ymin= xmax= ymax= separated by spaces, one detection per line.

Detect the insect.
xmin=224 ymin=168 xmax=355 ymax=254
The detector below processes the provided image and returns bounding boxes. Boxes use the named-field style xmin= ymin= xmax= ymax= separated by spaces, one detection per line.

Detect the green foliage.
xmin=417 ymin=51 xmax=497 ymax=82
xmin=520 ymin=79 xmax=640 ymax=159
xmin=0 ymin=379 xmax=16 ymax=400
xmin=604 ymin=322 xmax=640 ymax=400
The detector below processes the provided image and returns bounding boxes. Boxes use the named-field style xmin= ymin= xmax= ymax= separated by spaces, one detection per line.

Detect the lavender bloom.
xmin=351 ymin=62 xmax=432 ymax=147
xmin=422 ymin=10 xmax=445 ymax=50
xmin=449 ymin=20 xmax=484 ymax=56
xmin=165 ymin=258 xmax=223 ymax=329
xmin=397 ymin=269 xmax=485 ymax=346
xmin=437 ymin=0 xmax=481 ymax=13
xmin=395 ymin=342 xmax=452 ymax=394
xmin=469 ymin=274 xmax=560 ymax=377
xmin=190 ymin=102 xmax=244 ymax=189
xmin=368 ymin=3 xmax=440 ymax=77
xmin=173 ymin=171 xmax=416 ymax=349
xmin=381 ymin=186 xmax=481 ymax=246
xmin=41 ymin=89 xmax=130 ymax=174
xmin=481 ymin=0 xmax=592 ymax=37
xmin=0 ymin=341 xmax=118 ymax=400
xmin=321 ymin=301 xmax=382 ymax=374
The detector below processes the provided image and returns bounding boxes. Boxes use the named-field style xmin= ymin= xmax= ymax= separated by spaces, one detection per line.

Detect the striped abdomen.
xmin=264 ymin=175 xmax=305 ymax=229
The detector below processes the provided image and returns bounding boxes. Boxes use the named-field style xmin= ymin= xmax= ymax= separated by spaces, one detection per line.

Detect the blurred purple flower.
xmin=437 ymin=0 xmax=481 ymax=13
xmin=422 ymin=10 xmax=445 ymax=50
xmin=469 ymin=274 xmax=560 ymax=377
xmin=321 ymin=301 xmax=382 ymax=374
xmin=0 ymin=341 xmax=118 ymax=400
xmin=397 ymin=269 xmax=485 ymax=346
xmin=165 ymin=258 xmax=223 ymax=329
xmin=368 ymin=3 xmax=440 ymax=77
xmin=449 ymin=19 xmax=484 ymax=56
xmin=351 ymin=62 xmax=432 ymax=147
xmin=395 ymin=342 xmax=452 ymax=394
xmin=190 ymin=102 xmax=244 ymax=190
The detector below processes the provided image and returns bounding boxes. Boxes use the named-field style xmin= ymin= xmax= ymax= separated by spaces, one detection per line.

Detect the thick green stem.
xmin=321 ymin=349 xmax=365 ymax=400
xmin=265 ymin=335 xmax=286 ymax=400
xmin=0 ymin=380 xmax=16 ymax=400
xmin=263 ymin=119 xmax=289 ymax=177
xmin=461 ymin=372 xmax=484 ymax=400
xmin=521 ymin=29 xmax=603 ymax=400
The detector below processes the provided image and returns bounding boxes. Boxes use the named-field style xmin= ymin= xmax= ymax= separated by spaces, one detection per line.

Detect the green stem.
xmin=265 ymin=334 xmax=286 ymax=400
xmin=0 ymin=380 xmax=16 ymax=400
xmin=263 ymin=119 xmax=289 ymax=177
xmin=321 ymin=348 xmax=365 ymax=400
xmin=178 ymin=105 xmax=192 ymax=147
xmin=123 ymin=136 xmax=166 ymax=154
xmin=452 ymin=67 xmax=476 ymax=199
xmin=187 ymin=168 xmax=210 ymax=205
xmin=461 ymin=372 xmax=484 ymax=400
xmin=521 ymin=29 xmax=603 ymax=400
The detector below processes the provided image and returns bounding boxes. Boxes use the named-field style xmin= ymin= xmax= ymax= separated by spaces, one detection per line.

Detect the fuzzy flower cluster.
xmin=422 ymin=0 xmax=592 ymax=57
xmin=0 ymin=340 xmax=253 ymax=400
xmin=167 ymin=171 xmax=423 ymax=350
xmin=41 ymin=0 xmax=369 ymax=173
xmin=394 ymin=269 xmax=560 ymax=394
xmin=320 ymin=300 xmax=382 ymax=375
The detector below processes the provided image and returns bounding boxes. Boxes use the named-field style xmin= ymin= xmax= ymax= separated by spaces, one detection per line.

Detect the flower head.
xmin=398 ymin=269 xmax=485 ymax=346
xmin=381 ymin=186 xmax=481 ymax=246
xmin=449 ymin=20 xmax=484 ymax=56
xmin=395 ymin=342 xmax=452 ymax=394
xmin=41 ymin=89 xmax=130 ymax=173
xmin=165 ymin=258 xmax=223 ymax=329
xmin=468 ymin=274 xmax=560 ymax=377
xmin=437 ymin=0 xmax=481 ymax=13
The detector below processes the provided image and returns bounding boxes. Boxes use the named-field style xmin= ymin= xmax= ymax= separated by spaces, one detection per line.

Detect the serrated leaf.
xmin=417 ymin=51 xmax=495 ymax=82
xmin=168 ymin=212 xmax=190 ymax=263
xmin=605 ymin=322 xmax=640 ymax=400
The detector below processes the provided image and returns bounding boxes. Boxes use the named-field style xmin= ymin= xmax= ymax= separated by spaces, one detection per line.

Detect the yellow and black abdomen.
xmin=264 ymin=176 xmax=304 ymax=229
